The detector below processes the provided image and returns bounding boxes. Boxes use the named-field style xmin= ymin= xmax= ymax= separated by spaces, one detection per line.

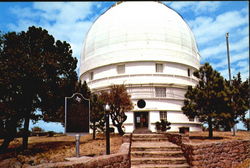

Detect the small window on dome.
xmin=156 ymin=63 xmax=163 ymax=73
xmin=90 ymin=72 xmax=94 ymax=80
xmin=187 ymin=68 xmax=191 ymax=77
xmin=117 ymin=64 xmax=125 ymax=74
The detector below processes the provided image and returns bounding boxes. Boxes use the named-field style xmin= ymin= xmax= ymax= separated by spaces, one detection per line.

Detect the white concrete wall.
xmin=81 ymin=61 xmax=197 ymax=86
xmin=149 ymin=111 xmax=160 ymax=132
xmin=81 ymin=61 xmax=202 ymax=133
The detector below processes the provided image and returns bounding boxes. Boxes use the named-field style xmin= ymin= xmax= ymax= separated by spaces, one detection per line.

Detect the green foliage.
xmin=90 ymin=93 xmax=105 ymax=139
xmin=100 ymin=84 xmax=133 ymax=135
xmin=182 ymin=63 xmax=249 ymax=138
xmin=155 ymin=120 xmax=171 ymax=132
xmin=0 ymin=26 xmax=78 ymax=151
xmin=223 ymin=73 xmax=249 ymax=129
xmin=182 ymin=63 xmax=229 ymax=138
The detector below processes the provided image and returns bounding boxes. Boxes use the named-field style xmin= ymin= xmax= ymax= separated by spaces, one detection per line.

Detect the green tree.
xmin=90 ymin=94 xmax=105 ymax=140
xmin=182 ymin=63 xmax=229 ymax=138
xmin=75 ymin=80 xmax=91 ymax=99
xmin=0 ymin=26 xmax=77 ymax=151
xmin=74 ymin=80 xmax=105 ymax=140
xmin=221 ymin=73 xmax=250 ymax=132
xmin=100 ymin=84 xmax=133 ymax=135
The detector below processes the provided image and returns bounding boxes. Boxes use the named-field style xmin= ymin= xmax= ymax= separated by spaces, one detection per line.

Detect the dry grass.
xmin=1 ymin=131 xmax=249 ymax=166
xmin=188 ymin=131 xmax=250 ymax=143
xmin=0 ymin=133 xmax=123 ymax=165
xmin=235 ymin=158 xmax=250 ymax=168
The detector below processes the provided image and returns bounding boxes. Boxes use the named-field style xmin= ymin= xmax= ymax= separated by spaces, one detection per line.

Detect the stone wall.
xmin=31 ymin=142 xmax=131 ymax=168
xmin=165 ymin=133 xmax=189 ymax=145
xmin=166 ymin=133 xmax=250 ymax=168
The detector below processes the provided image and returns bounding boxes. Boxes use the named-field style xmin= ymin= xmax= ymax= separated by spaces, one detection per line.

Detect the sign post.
xmin=105 ymin=104 xmax=110 ymax=155
xmin=75 ymin=134 xmax=80 ymax=157
xmin=65 ymin=93 xmax=90 ymax=158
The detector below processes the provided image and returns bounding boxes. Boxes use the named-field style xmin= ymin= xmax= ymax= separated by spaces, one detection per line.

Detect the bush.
xmin=155 ymin=120 xmax=171 ymax=132
xmin=47 ymin=131 xmax=55 ymax=137
xmin=32 ymin=126 xmax=44 ymax=133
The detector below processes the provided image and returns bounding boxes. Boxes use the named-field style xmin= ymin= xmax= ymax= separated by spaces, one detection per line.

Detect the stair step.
xmin=132 ymin=137 xmax=169 ymax=141
xmin=131 ymin=157 xmax=187 ymax=165
xmin=131 ymin=146 xmax=181 ymax=151
xmin=131 ymin=151 xmax=184 ymax=158
xmin=133 ymin=134 xmax=166 ymax=138
xmin=131 ymin=163 xmax=190 ymax=168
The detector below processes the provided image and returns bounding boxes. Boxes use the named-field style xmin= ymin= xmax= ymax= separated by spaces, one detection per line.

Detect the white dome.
xmin=80 ymin=1 xmax=200 ymax=75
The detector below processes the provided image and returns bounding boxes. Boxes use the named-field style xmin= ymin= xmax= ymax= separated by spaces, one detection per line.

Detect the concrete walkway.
xmin=133 ymin=128 xmax=152 ymax=134
xmin=130 ymin=133 xmax=190 ymax=168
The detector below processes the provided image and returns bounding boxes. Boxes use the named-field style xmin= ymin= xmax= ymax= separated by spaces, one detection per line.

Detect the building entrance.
xmin=134 ymin=112 xmax=149 ymax=128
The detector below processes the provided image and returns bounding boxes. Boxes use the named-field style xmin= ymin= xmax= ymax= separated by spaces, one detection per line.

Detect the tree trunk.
xmin=0 ymin=118 xmax=17 ymax=153
xmin=208 ymin=116 xmax=213 ymax=138
xmin=22 ymin=112 xmax=30 ymax=150
xmin=117 ymin=125 xmax=124 ymax=136
xmin=0 ymin=138 xmax=12 ymax=153
xmin=93 ymin=122 xmax=96 ymax=140
xmin=224 ymin=121 xmax=232 ymax=131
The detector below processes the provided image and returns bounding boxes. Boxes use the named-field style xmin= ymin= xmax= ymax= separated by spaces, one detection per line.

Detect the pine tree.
xmin=182 ymin=63 xmax=229 ymax=138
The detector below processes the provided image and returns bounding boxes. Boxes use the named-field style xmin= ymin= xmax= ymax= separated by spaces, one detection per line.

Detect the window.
xmin=156 ymin=63 xmax=163 ymax=73
xmin=187 ymin=68 xmax=191 ymax=77
xmin=160 ymin=111 xmax=167 ymax=121
xmin=117 ymin=64 xmax=125 ymax=74
xmin=155 ymin=87 xmax=166 ymax=97
xmin=90 ymin=72 xmax=94 ymax=80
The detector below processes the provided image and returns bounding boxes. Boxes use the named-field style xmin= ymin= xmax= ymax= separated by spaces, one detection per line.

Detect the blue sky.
xmin=0 ymin=1 xmax=249 ymax=132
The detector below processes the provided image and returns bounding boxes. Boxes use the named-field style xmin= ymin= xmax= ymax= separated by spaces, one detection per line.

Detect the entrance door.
xmin=134 ymin=112 xmax=149 ymax=128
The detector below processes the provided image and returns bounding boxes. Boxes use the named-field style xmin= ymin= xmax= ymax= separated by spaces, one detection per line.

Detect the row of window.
xmin=159 ymin=111 xmax=194 ymax=122
xmin=89 ymin=63 xmax=191 ymax=80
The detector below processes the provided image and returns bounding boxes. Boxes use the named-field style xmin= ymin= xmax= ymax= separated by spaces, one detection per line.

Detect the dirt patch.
xmin=188 ymin=131 xmax=250 ymax=143
xmin=0 ymin=133 xmax=123 ymax=166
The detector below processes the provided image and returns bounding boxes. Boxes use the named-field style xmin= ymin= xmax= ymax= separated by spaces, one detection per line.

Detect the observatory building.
xmin=80 ymin=2 xmax=202 ymax=132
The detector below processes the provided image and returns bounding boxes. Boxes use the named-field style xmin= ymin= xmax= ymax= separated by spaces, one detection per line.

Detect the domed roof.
xmin=80 ymin=1 xmax=200 ymax=75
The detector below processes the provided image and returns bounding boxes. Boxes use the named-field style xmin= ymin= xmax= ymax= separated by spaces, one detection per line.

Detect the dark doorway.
xmin=134 ymin=112 xmax=149 ymax=128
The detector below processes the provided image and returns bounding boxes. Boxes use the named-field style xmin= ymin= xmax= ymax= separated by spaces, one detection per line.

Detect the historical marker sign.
xmin=65 ymin=93 xmax=90 ymax=134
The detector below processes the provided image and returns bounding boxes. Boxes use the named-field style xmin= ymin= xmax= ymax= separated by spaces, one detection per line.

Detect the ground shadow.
xmin=189 ymin=136 xmax=224 ymax=140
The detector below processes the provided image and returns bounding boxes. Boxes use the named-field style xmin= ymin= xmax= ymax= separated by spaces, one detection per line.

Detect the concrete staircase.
xmin=131 ymin=134 xmax=190 ymax=168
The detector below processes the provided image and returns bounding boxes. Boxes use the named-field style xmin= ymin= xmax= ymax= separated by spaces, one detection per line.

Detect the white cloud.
xmin=235 ymin=60 xmax=248 ymax=68
xmin=200 ymin=36 xmax=249 ymax=60
xmin=213 ymin=51 xmax=249 ymax=69
xmin=189 ymin=9 xmax=248 ymax=45
xmin=9 ymin=6 xmax=42 ymax=19
xmin=167 ymin=1 xmax=221 ymax=15
xmin=8 ymin=2 xmax=100 ymax=76
xmin=166 ymin=2 xmax=195 ymax=10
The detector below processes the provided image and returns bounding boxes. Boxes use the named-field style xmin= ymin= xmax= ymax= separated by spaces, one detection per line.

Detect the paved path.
xmin=130 ymin=133 xmax=190 ymax=168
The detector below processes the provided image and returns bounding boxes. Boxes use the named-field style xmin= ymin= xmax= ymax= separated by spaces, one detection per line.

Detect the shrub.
xmin=155 ymin=120 xmax=171 ymax=132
